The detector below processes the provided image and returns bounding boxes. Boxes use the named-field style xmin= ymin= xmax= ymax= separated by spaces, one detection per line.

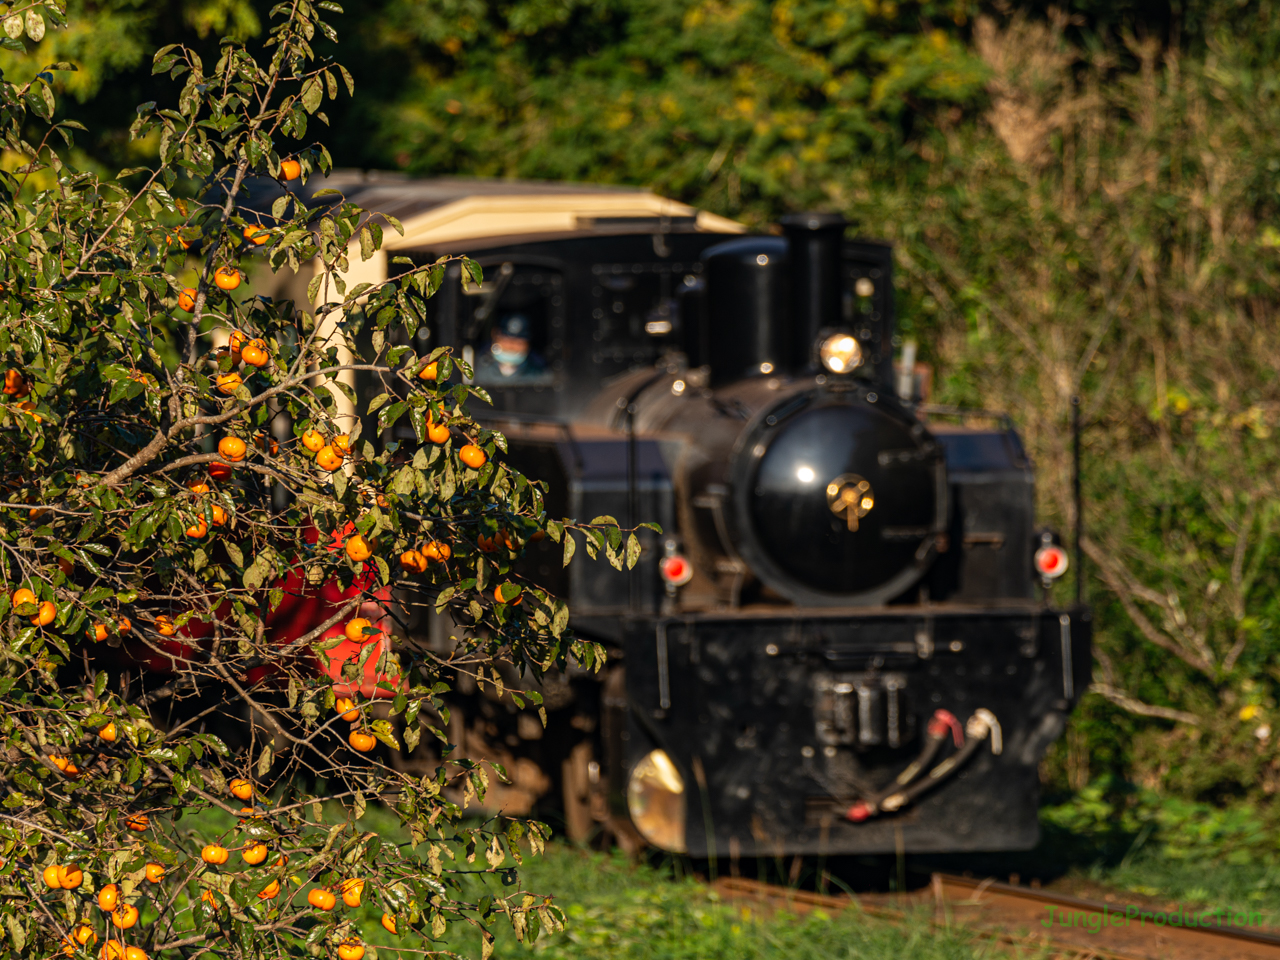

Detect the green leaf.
xmin=435 ymin=586 xmax=456 ymax=614
xmin=371 ymin=719 xmax=400 ymax=751
xmin=551 ymin=603 xmax=569 ymax=638
xmin=301 ymin=77 xmax=323 ymax=113
xmin=24 ymin=10 xmax=44 ymax=42
xmin=5 ymin=911 xmax=24 ymax=953
xmin=82 ymin=586 xmax=115 ymax=605
xmin=243 ymin=556 xmax=269 ymax=591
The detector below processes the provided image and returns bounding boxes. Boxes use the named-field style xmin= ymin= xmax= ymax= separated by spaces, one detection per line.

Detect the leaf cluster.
xmin=0 ymin=3 xmax=649 ymax=958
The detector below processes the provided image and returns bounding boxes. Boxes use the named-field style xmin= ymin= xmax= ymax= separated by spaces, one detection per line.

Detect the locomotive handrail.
xmin=474 ymin=410 xmax=585 ymax=475
xmin=462 ymin=260 xmax=515 ymax=339
xmin=916 ymin=403 xmax=1015 ymax=431
xmin=622 ymin=369 xmax=674 ymax=612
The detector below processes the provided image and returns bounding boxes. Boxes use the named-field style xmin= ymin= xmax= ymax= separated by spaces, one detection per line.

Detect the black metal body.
xmin=403 ymin=220 xmax=1090 ymax=856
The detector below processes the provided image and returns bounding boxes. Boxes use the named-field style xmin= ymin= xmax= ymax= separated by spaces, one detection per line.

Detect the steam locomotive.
xmin=265 ymin=177 xmax=1093 ymax=857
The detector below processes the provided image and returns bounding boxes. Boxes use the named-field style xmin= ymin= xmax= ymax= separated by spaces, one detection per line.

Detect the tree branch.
xmin=1090 ymin=682 xmax=1201 ymax=725
xmin=1083 ymin=536 xmax=1216 ymax=675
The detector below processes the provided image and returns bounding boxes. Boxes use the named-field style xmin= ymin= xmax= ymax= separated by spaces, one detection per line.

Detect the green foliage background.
xmin=31 ymin=0 xmax=1280 ymax=841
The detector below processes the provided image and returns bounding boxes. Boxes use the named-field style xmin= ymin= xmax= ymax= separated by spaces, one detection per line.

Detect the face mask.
xmin=492 ymin=344 xmax=528 ymax=366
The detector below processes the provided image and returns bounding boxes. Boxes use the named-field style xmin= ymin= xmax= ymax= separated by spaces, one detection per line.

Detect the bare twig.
xmin=1083 ymin=537 xmax=1216 ymax=676
xmin=1090 ymin=682 xmax=1201 ymax=725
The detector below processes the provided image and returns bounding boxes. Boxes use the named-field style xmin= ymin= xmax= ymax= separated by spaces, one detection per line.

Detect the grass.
xmin=485 ymin=845 xmax=1025 ymax=960
xmin=1036 ymin=784 xmax=1280 ymax=927
xmin=1062 ymin=852 xmax=1280 ymax=926
xmin=917 ymin=841 xmax=1280 ymax=928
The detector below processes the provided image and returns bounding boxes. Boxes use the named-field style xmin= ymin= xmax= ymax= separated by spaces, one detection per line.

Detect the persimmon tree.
xmin=0 ymin=2 xmax=638 ymax=958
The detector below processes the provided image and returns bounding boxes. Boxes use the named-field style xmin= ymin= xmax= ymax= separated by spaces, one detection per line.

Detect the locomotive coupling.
xmin=929 ymin=708 xmax=965 ymax=747
xmin=845 ymin=708 xmax=1004 ymax=823
xmin=967 ymin=708 xmax=1003 ymax=755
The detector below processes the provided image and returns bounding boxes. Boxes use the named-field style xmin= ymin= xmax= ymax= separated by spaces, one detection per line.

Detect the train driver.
xmin=475 ymin=311 xmax=549 ymax=383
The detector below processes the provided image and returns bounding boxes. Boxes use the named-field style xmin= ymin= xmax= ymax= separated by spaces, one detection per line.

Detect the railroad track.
xmin=711 ymin=873 xmax=1280 ymax=960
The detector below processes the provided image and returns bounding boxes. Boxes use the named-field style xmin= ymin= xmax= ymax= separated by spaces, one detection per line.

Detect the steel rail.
xmin=711 ymin=873 xmax=1280 ymax=960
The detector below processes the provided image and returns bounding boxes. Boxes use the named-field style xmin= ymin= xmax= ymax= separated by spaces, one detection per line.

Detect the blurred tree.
xmin=333 ymin=0 xmax=988 ymax=222
xmin=0 ymin=1 xmax=260 ymax=166
xmin=0 ymin=1 xmax=260 ymax=98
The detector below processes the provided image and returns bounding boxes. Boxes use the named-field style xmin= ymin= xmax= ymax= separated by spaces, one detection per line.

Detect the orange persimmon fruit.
xmin=307 ymin=887 xmax=336 ymax=910
xmin=348 ymin=731 xmax=376 ymax=753
xmin=217 ymin=436 xmax=246 ymax=462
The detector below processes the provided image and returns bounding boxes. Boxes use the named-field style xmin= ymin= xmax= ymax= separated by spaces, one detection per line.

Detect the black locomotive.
xmin=320 ymin=177 xmax=1091 ymax=857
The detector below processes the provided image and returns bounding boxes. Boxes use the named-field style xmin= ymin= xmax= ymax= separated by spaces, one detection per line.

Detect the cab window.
xmin=590 ymin=262 xmax=703 ymax=374
xmin=461 ymin=261 xmax=563 ymax=388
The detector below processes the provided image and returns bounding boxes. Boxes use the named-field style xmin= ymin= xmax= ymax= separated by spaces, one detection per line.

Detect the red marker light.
xmin=1034 ymin=545 xmax=1069 ymax=579
xmin=659 ymin=554 xmax=693 ymax=586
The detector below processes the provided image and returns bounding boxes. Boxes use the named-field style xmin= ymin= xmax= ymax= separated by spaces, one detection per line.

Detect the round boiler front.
xmin=729 ymin=388 xmax=945 ymax=605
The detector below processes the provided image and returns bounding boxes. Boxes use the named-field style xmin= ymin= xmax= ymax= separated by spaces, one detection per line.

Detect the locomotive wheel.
xmin=384 ymin=663 xmax=606 ymax=833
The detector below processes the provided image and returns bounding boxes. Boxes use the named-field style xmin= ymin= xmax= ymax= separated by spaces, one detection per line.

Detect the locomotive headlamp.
xmin=626 ymin=750 xmax=687 ymax=852
xmin=819 ymin=333 xmax=863 ymax=374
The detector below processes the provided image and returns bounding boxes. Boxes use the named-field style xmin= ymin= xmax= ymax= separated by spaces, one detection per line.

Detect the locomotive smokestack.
xmin=779 ymin=212 xmax=847 ymax=374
